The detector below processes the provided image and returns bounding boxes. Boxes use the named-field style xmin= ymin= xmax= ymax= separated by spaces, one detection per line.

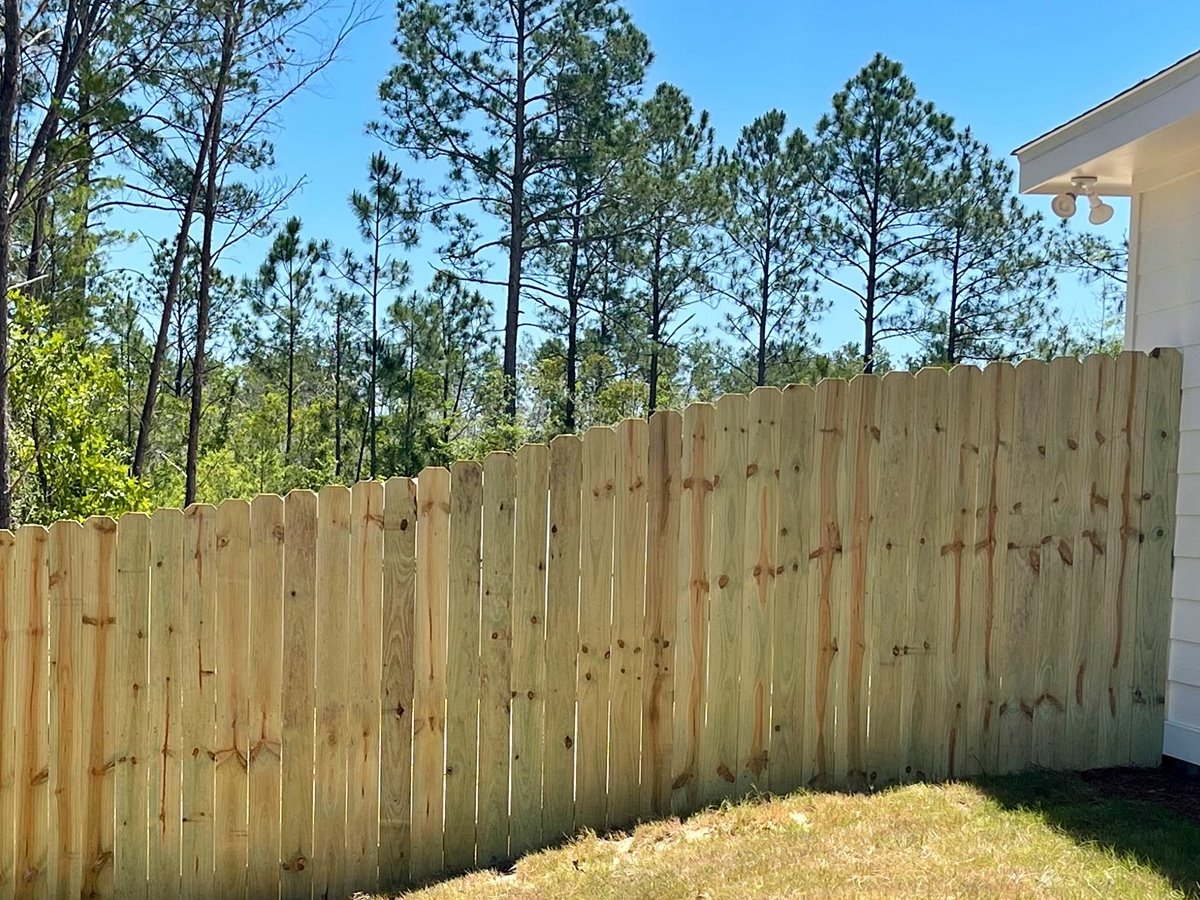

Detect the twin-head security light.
xmin=1051 ymin=176 xmax=1114 ymax=225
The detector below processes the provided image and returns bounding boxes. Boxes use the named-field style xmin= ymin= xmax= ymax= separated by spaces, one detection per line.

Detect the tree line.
xmin=0 ymin=0 xmax=1124 ymax=524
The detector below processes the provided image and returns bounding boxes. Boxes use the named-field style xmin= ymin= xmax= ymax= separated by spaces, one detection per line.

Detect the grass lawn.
xmin=383 ymin=769 xmax=1200 ymax=899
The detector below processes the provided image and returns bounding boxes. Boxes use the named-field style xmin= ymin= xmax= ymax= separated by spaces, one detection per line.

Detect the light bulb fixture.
xmin=1051 ymin=176 xmax=1114 ymax=226
xmin=1087 ymin=192 xmax=1115 ymax=225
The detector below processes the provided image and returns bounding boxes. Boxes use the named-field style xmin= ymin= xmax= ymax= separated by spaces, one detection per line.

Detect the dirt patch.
xmin=1081 ymin=766 xmax=1200 ymax=827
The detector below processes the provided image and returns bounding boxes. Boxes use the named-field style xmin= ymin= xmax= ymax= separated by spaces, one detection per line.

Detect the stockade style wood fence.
xmin=0 ymin=350 xmax=1183 ymax=899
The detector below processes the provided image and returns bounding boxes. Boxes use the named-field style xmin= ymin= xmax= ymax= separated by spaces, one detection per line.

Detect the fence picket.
xmin=1133 ymin=348 xmax=1182 ymax=765
xmin=312 ymin=486 xmax=351 ymax=900
xmin=380 ymin=477 xmax=417 ymax=888
xmin=576 ymin=428 xmax=617 ymax=831
xmin=772 ymin=385 xmax=815 ymax=793
xmin=738 ymin=388 xmax=780 ymax=793
xmin=866 ymin=373 xmax=913 ymax=788
xmin=444 ymin=461 xmax=482 ymax=873
xmin=247 ymin=494 xmax=285 ymax=900
xmin=703 ymin=394 xmax=748 ymax=804
xmin=147 ymin=509 xmax=183 ymax=899
xmin=114 ymin=514 xmax=150 ymax=899
xmin=609 ymin=419 xmax=648 ymax=828
xmin=280 ymin=491 xmax=317 ymax=900
xmin=411 ymin=468 xmax=451 ymax=881
xmin=542 ymin=437 xmax=582 ymax=839
xmin=0 ymin=351 xmax=1184 ymax=897
xmin=671 ymin=403 xmax=714 ymax=815
xmin=641 ymin=410 xmax=681 ymax=820
xmin=346 ymin=480 xmax=384 ymax=891
xmin=510 ymin=446 xmax=549 ymax=856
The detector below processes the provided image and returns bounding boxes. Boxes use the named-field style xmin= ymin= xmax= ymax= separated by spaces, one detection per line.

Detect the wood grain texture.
xmin=864 ymin=373 xmax=911 ymax=789
xmin=737 ymin=388 xmax=780 ymax=793
xmin=575 ymin=428 xmax=617 ymax=831
xmin=478 ymin=453 xmax=517 ymax=867
xmin=411 ymin=468 xmax=451 ymax=881
xmin=280 ymin=491 xmax=317 ymax=900
xmin=247 ymin=494 xmax=285 ymax=900
xmin=906 ymin=369 xmax=949 ymax=781
xmin=510 ymin=446 xmax=549 ymax=856
xmin=214 ymin=500 xmax=250 ymax=900
xmin=609 ymin=419 xmax=648 ymax=828
xmin=641 ymin=410 xmax=681 ymax=820
xmin=671 ymin=403 xmax=713 ymax=815
xmin=443 ymin=461 xmax=482 ymax=873
xmin=772 ymin=385 xmax=815 ymax=794
xmin=380 ymin=478 xmax=417 ymax=889
xmin=542 ymin=437 xmax=581 ymax=840
xmin=702 ymin=394 xmax=748 ymax=804
xmin=180 ymin=505 xmax=218 ymax=899
xmin=114 ymin=514 xmax=150 ymax=900
xmin=1133 ymin=349 xmax=1182 ymax=765
xmin=147 ymin=510 xmax=183 ymax=899
xmin=312 ymin=486 xmax=351 ymax=900
xmin=346 ymin=481 xmax=384 ymax=892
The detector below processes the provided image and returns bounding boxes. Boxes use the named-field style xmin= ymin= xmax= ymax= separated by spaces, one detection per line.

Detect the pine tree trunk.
xmin=564 ymin=202 xmax=582 ymax=432
xmin=0 ymin=0 xmax=21 ymax=528
xmin=648 ymin=236 xmax=663 ymax=415
xmin=502 ymin=0 xmax=527 ymax=422
xmin=185 ymin=1 xmax=239 ymax=505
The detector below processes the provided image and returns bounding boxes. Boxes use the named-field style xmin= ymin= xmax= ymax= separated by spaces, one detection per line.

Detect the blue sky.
xmin=126 ymin=0 xmax=1200 ymax=353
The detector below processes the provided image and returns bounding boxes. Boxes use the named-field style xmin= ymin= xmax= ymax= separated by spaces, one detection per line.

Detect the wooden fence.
xmin=0 ymin=350 xmax=1183 ymax=899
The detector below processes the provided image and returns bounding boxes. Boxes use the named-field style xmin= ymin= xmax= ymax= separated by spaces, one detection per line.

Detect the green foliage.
xmin=8 ymin=297 xmax=145 ymax=523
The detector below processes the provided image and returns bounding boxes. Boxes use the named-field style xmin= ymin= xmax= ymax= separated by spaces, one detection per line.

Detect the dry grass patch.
xmin=378 ymin=772 xmax=1200 ymax=899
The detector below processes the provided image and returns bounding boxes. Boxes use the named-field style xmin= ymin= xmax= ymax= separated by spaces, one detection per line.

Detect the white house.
xmin=1015 ymin=51 xmax=1200 ymax=767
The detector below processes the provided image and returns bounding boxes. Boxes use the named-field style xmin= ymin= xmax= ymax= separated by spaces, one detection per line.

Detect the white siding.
xmin=1130 ymin=170 xmax=1200 ymax=765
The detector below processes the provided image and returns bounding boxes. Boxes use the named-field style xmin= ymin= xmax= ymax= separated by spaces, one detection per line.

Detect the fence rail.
xmin=0 ymin=350 xmax=1183 ymax=898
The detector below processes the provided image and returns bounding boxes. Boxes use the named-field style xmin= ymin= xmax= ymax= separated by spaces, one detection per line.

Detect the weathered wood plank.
xmin=411 ymin=467 xmax=451 ymax=881
xmin=576 ymin=427 xmax=617 ymax=831
xmin=247 ymin=494 xmax=285 ymax=900
xmin=510 ymin=446 xmax=549 ymax=856
xmin=380 ymin=477 xmax=417 ymax=888
xmin=671 ymin=403 xmax=713 ymax=815
xmin=542 ymin=437 xmax=581 ymax=839
xmin=609 ymin=419 xmax=648 ymax=828
xmin=443 ymin=461 xmax=482 ymax=873
xmin=641 ymin=410 xmax=681 ymax=820
xmin=280 ymin=491 xmax=317 ymax=900
xmin=346 ymin=481 xmax=384 ymax=891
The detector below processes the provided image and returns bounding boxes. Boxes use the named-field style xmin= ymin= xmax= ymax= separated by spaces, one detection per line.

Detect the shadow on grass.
xmin=976 ymin=768 xmax=1200 ymax=898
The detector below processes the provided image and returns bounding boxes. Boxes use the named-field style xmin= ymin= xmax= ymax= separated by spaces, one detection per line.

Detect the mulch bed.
xmin=1081 ymin=765 xmax=1200 ymax=826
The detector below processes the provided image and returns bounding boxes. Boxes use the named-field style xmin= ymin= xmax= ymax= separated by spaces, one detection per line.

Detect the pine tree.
xmin=810 ymin=53 xmax=954 ymax=372
xmin=716 ymin=110 xmax=826 ymax=385
xmin=375 ymin=0 xmax=649 ymax=420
